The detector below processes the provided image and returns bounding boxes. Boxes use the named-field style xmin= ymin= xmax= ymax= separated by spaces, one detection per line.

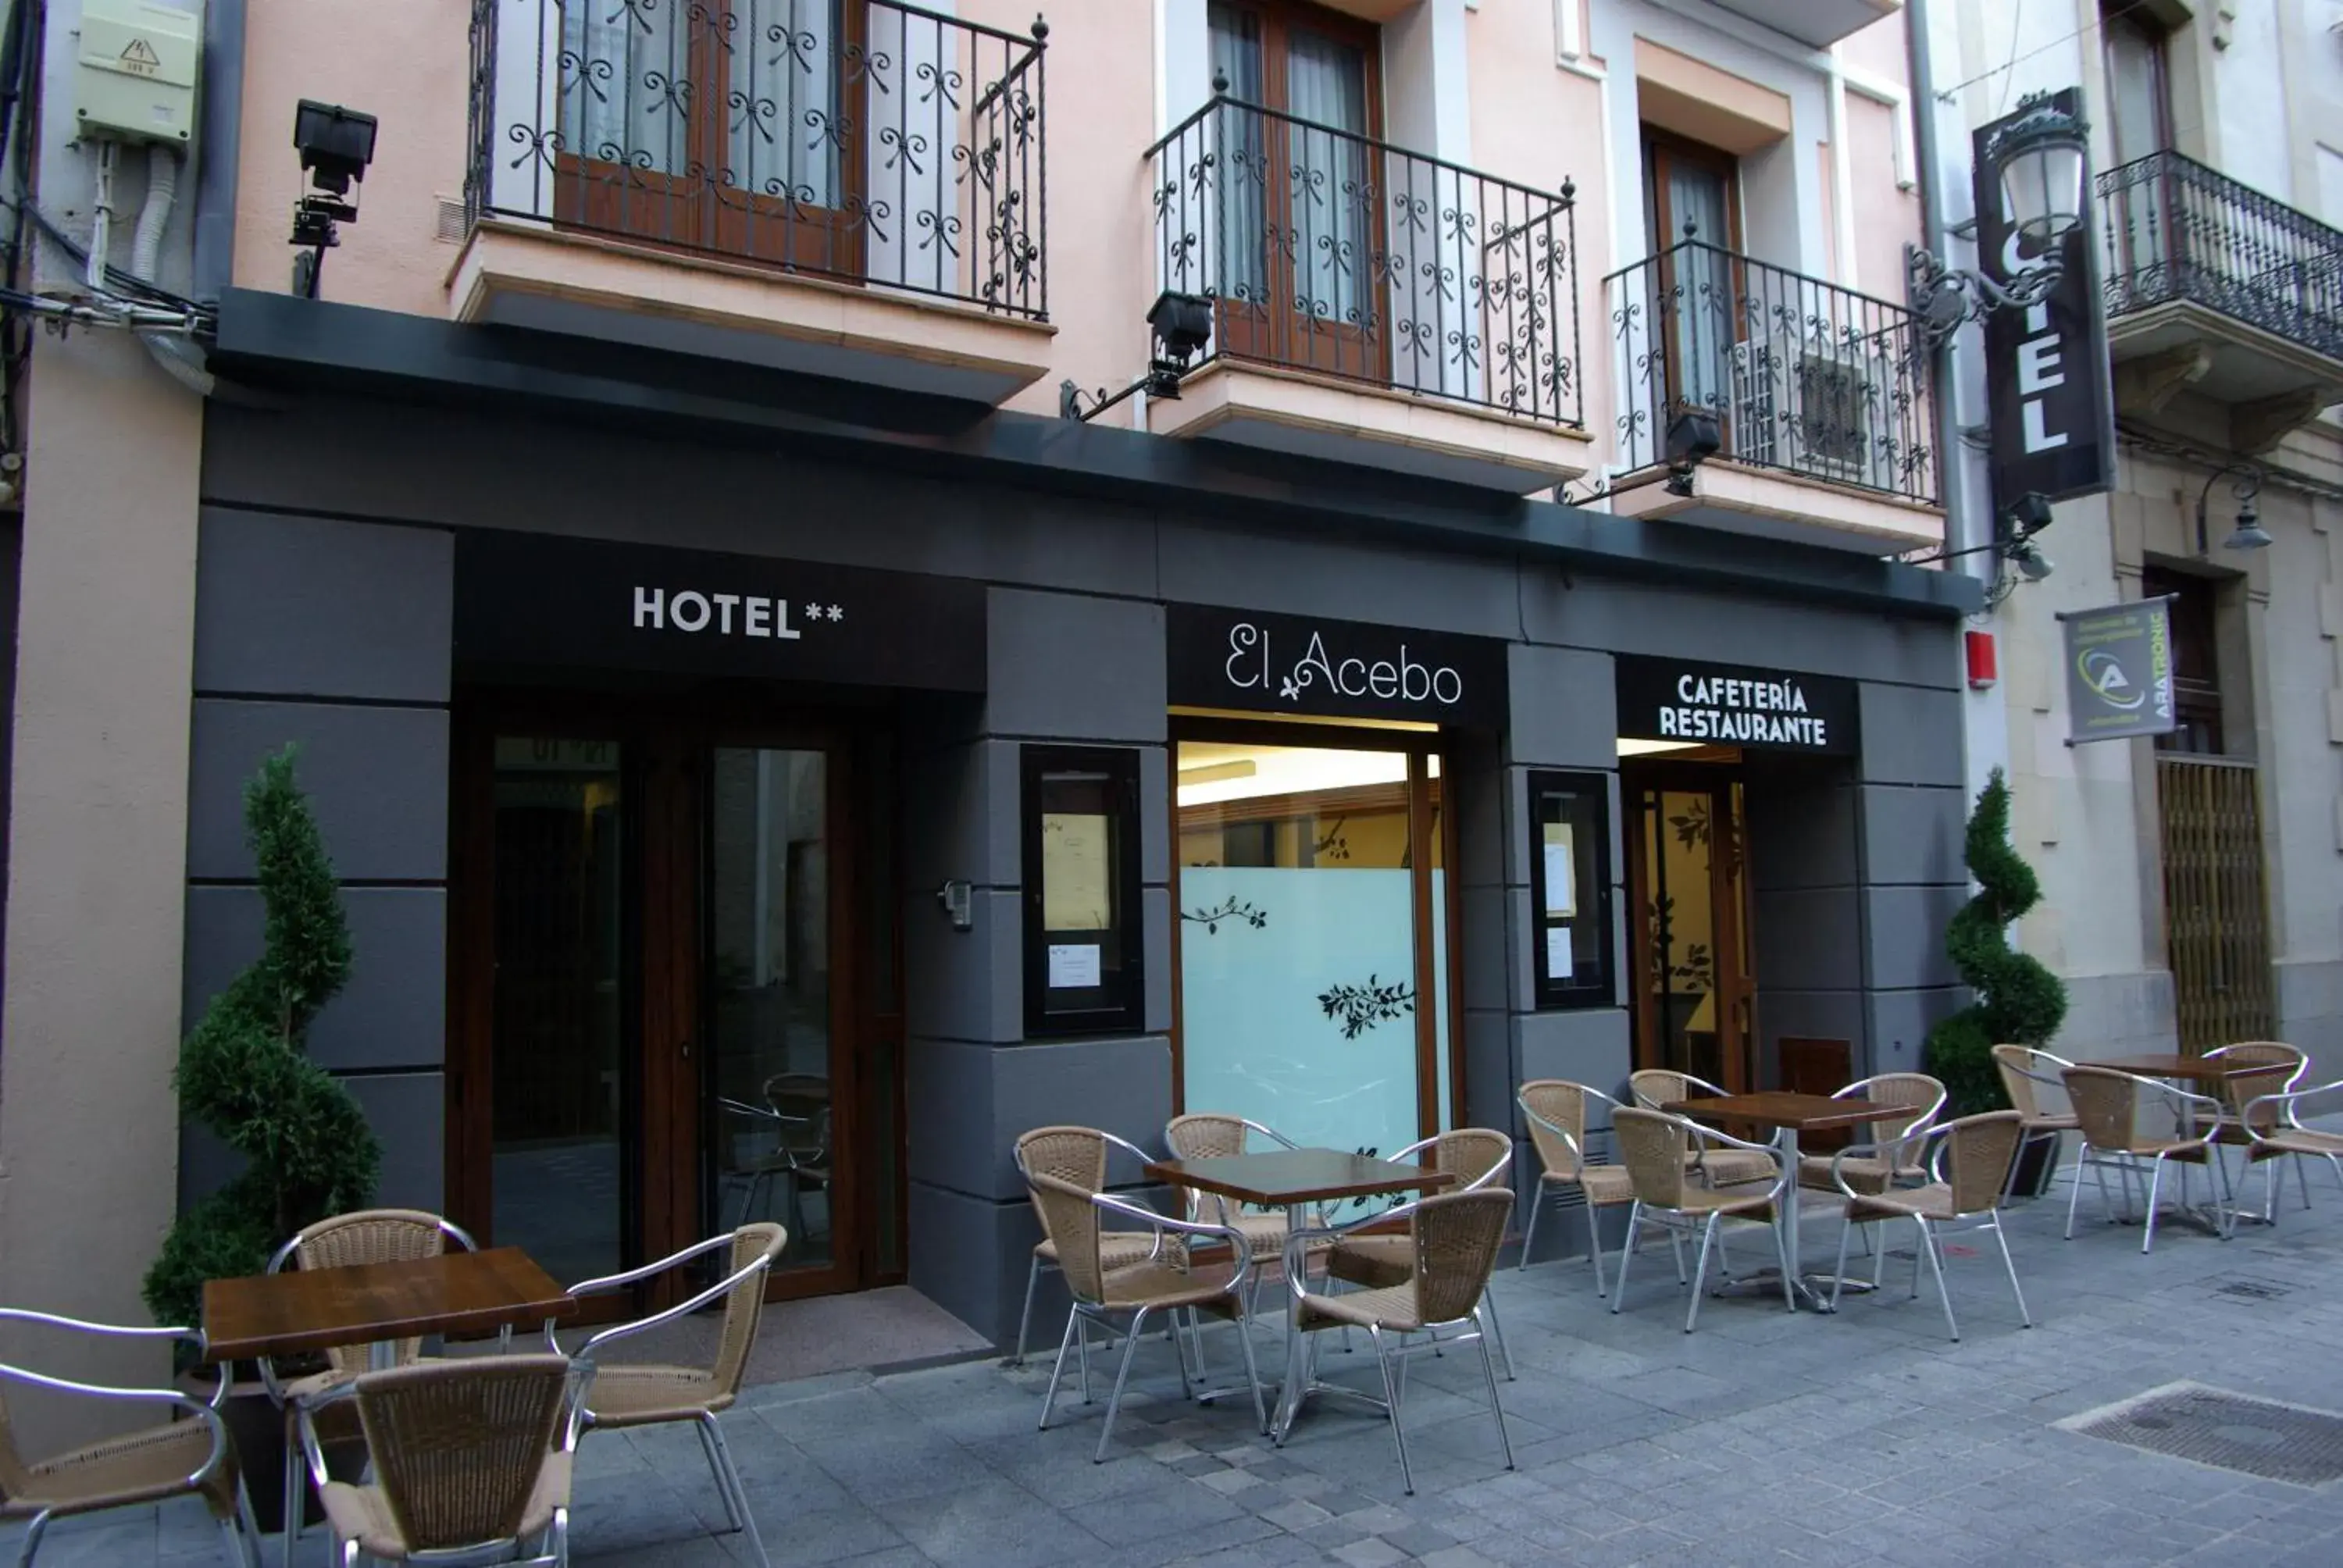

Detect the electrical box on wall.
xmin=74 ymin=0 xmax=199 ymax=144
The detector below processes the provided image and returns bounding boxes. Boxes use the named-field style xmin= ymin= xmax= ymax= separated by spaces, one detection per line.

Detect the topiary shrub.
xmin=144 ymin=746 xmax=380 ymax=1331
xmin=1924 ymin=768 xmax=2069 ymax=1117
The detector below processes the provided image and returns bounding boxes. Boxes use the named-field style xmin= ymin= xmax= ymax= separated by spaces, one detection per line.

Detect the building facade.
xmin=1928 ymin=1 xmax=2343 ymax=1078
xmin=1 ymin=0 xmax=1980 ymax=1399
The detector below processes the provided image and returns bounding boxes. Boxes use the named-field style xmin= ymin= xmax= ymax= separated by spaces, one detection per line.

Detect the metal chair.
xmin=551 ymin=1224 xmax=786 ymax=1567
xmin=1625 ymin=1071 xmax=1776 ymax=1187
xmin=1826 ymin=1111 xmax=2032 ymax=1341
xmin=1322 ymin=1129 xmax=1517 ymax=1378
xmin=0 ymin=1310 xmax=260 ymax=1568
xmin=1990 ymin=1045 xmax=2078 ymax=1192
xmin=1162 ymin=1114 xmax=1330 ymax=1307
xmin=719 ymin=1075 xmax=833 ymax=1245
xmin=1010 ymin=1127 xmax=1168 ymax=1369
xmin=1025 ymin=1171 xmax=1266 ymax=1463
xmin=1609 ymin=1107 xmax=1795 ymax=1332
xmin=1795 ymin=1072 xmax=1945 ymax=1195
xmin=1283 ymin=1189 xmax=1515 ymax=1495
xmin=295 ymin=1355 xmax=581 ymax=1567
xmin=2237 ymin=1077 xmax=2343 ymax=1224
xmin=2199 ymin=1044 xmax=2309 ymax=1217
xmin=1517 ymin=1082 xmax=1639 ymax=1294
xmin=262 ymin=1210 xmax=485 ymax=1568
xmin=2061 ymin=1066 xmax=2231 ymax=1252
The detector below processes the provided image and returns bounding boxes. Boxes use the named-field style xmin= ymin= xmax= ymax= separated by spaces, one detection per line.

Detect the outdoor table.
xmin=1665 ymin=1091 xmax=1899 ymax=1313
xmin=1145 ymin=1148 xmax=1452 ymax=1441
xmin=201 ymin=1246 xmax=578 ymax=1370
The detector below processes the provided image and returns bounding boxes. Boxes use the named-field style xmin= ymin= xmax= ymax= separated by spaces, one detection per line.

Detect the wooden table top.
xmin=1146 ymin=1149 xmax=1457 ymax=1208
xmin=1665 ymin=1092 xmax=1898 ymax=1133
xmin=202 ymin=1246 xmax=577 ymax=1363
xmin=2078 ymin=1055 xmax=2256 ymax=1084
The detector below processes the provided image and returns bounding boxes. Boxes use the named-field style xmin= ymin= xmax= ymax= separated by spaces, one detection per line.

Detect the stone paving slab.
xmin=15 ymin=1156 xmax=2343 ymax=1566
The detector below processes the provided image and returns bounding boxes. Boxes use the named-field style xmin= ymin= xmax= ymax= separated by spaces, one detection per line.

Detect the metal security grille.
xmin=2157 ymin=756 xmax=2273 ymax=1050
xmin=2059 ymin=1383 xmax=2343 ymax=1487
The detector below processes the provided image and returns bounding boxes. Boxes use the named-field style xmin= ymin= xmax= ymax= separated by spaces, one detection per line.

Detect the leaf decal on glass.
xmin=1318 ymin=975 xmax=1416 ymax=1039
xmin=1181 ymin=896 xmax=1268 ymax=935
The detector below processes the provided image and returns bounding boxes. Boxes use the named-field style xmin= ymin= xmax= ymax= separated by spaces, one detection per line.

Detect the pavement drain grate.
xmin=2057 ymin=1381 xmax=2343 ymax=1487
xmin=2216 ymin=1278 xmax=2295 ymax=1301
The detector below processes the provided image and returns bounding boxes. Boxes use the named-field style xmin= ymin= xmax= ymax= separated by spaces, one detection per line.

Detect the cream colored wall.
xmin=0 ymin=331 xmax=202 ymax=1450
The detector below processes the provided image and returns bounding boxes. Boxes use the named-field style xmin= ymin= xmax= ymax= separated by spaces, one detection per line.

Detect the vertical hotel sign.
xmin=1973 ymin=87 xmax=2116 ymax=512
xmin=2059 ymin=597 xmax=2175 ymax=744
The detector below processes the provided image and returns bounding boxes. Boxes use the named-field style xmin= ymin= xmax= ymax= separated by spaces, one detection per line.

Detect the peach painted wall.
xmin=234 ymin=0 xmax=470 ymax=314
xmin=223 ymin=0 xmax=1922 ymax=467
xmin=1846 ymin=93 xmax=1919 ymax=298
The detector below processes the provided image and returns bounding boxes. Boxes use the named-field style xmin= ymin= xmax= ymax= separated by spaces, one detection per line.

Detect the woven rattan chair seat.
xmin=1843 ymin=1181 xmax=1963 ymax=1224
xmin=1691 ymin=1149 xmax=1776 ymax=1186
xmin=580 ymin=1363 xmax=729 ymax=1427
xmin=1798 ymin=1153 xmax=1927 ymax=1195
xmin=5 ymin=1420 xmax=239 ymax=1520
xmin=1097 ymin=1260 xmax=1245 ymax=1314
xmin=1325 ymin=1233 xmax=1414 ymax=1290
xmin=1560 ymin=1165 xmax=1637 ymax=1203
xmin=2256 ymin=1126 xmax=2343 ymax=1156
xmin=1296 ymin=1281 xmax=1425 ymax=1333
xmin=319 ymin=1452 xmax=570 ymax=1561
xmin=1036 ymin=1231 xmax=1173 ymax=1270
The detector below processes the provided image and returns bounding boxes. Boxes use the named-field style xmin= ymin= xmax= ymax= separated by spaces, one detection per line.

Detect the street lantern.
xmin=1987 ymin=93 xmax=2092 ymax=248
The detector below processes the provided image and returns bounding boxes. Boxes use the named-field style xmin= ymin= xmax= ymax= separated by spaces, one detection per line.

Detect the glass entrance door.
xmin=451 ymin=707 xmax=883 ymax=1310
xmin=1626 ymin=772 xmax=1756 ymax=1093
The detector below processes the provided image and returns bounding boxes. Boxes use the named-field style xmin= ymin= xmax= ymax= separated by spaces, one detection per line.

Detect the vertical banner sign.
xmin=1973 ymin=87 xmax=2116 ymax=512
xmin=2059 ymin=597 xmax=2176 ymax=744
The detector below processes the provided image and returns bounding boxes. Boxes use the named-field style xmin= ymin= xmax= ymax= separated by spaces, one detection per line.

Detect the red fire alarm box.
xmin=1966 ymin=629 xmax=1998 ymax=689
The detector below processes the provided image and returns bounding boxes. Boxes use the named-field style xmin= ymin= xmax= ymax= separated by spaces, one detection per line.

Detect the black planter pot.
xmin=2007 ymin=1135 xmax=2059 ymax=1200
xmin=187 ymin=1372 xmax=363 ymax=1535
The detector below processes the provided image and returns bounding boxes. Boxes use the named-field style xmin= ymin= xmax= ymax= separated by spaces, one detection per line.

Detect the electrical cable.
xmin=1935 ymin=0 xmax=2158 ymax=102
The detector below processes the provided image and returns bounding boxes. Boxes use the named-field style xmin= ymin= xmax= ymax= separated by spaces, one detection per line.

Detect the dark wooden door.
xmin=1626 ymin=768 xmax=1756 ymax=1094
xmin=448 ymin=694 xmax=884 ymax=1316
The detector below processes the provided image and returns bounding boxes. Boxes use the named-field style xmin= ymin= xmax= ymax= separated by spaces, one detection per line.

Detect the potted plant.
xmin=1924 ymin=768 xmax=2069 ymax=1195
xmin=143 ymin=745 xmax=380 ymax=1530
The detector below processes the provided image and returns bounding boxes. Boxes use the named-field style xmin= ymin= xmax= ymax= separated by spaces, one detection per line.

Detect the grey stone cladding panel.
xmin=1859 ymin=784 xmax=1966 ymax=888
xmin=986 ymin=590 xmax=1164 ymax=743
xmin=184 ymin=886 xmax=446 ymax=1071
xmin=1857 ymin=682 xmax=1964 ymax=787
xmin=1505 ymin=645 xmax=1618 ymax=769
xmin=187 ymin=700 xmax=449 ymax=882
xmin=194 ymin=509 xmax=452 ymax=702
xmin=1864 ymin=885 xmax=1966 ymax=991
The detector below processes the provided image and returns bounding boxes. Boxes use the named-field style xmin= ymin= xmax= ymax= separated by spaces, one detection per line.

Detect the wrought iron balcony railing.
xmin=1148 ymin=94 xmax=1583 ymax=429
xmin=2097 ymin=149 xmax=2343 ymax=362
xmin=1605 ymin=237 xmax=1938 ymax=505
xmin=466 ymin=0 xmax=1047 ymax=319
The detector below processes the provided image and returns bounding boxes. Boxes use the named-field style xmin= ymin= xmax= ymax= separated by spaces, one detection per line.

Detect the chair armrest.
xmin=2 ymin=1363 xmax=234 ymax=1491
xmin=2240 ymin=1078 xmax=2343 ymax=1140
xmin=1089 ymin=1192 xmax=1253 ymax=1295
xmin=563 ymin=1231 xmax=743 ymax=1300
xmin=0 ymin=1310 xmax=225 ymax=1407
xmin=569 ymin=1249 xmax=777 ymax=1363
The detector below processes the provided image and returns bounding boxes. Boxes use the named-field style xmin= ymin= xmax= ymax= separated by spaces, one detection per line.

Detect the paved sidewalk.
xmin=16 ymin=1158 xmax=2343 ymax=1567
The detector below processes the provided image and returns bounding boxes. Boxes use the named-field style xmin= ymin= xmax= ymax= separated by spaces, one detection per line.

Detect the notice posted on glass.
xmin=1546 ymin=925 xmax=1574 ymax=981
xmin=1047 ymin=943 xmax=1101 ymax=989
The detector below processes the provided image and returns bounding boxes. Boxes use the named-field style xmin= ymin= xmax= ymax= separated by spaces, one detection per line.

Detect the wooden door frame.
xmin=1623 ymin=761 xmax=1756 ymax=1092
xmin=1210 ymin=0 xmax=1390 ymax=381
xmin=446 ymin=688 xmax=889 ymax=1313
xmin=551 ymin=0 xmax=871 ymax=275
xmin=1165 ymin=718 xmax=1462 ymax=1145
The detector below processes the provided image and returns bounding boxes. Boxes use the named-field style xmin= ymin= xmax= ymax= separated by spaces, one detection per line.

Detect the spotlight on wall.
xmin=1662 ymin=408 xmax=1721 ymax=497
xmin=288 ymin=100 xmax=377 ymax=300
xmin=1062 ymin=289 xmax=1216 ymax=420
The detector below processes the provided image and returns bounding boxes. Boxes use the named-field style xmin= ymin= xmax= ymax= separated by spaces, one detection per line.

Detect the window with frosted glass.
xmin=1175 ymin=739 xmax=1452 ymax=1170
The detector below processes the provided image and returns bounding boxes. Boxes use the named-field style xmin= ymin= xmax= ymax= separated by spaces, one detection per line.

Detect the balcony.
xmin=458 ymin=0 xmax=1054 ymax=405
xmin=1706 ymin=0 xmax=1901 ymax=49
xmin=2096 ymin=150 xmax=2343 ymax=451
xmin=1143 ymin=94 xmax=1592 ymax=493
xmin=1602 ymin=239 xmax=1942 ymax=554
